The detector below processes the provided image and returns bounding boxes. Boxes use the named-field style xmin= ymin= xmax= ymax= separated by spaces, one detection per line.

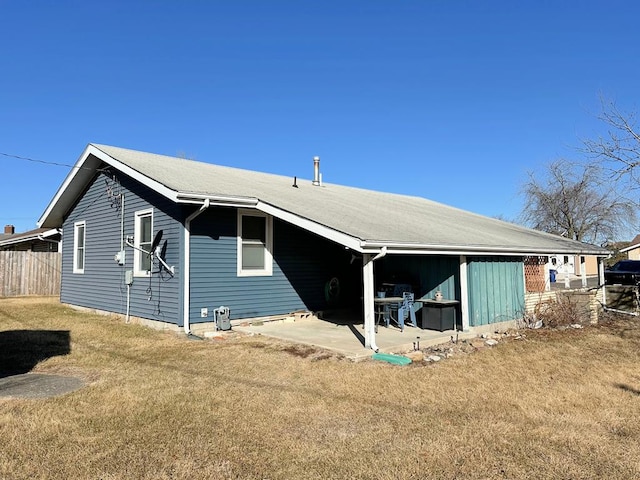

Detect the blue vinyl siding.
xmin=467 ymin=256 xmax=525 ymax=326
xmin=61 ymin=171 xmax=182 ymax=324
xmin=58 ymin=170 xmax=529 ymax=332
xmin=189 ymin=208 xmax=360 ymax=323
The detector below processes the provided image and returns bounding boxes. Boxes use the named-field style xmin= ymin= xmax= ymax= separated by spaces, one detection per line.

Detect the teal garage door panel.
xmin=467 ymin=257 xmax=525 ymax=326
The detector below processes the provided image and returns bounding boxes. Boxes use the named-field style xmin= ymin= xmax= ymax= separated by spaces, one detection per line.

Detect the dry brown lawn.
xmin=1 ymin=296 xmax=640 ymax=479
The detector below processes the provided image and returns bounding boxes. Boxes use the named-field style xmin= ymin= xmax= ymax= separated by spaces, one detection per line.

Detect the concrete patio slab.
xmin=233 ymin=315 xmax=479 ymax=361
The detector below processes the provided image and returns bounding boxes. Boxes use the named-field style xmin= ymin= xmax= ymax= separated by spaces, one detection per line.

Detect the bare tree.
xmin=519 ymin=159 xmax=635 ymax=244
xmin=582 ymin=97 xmax=640 ymax=188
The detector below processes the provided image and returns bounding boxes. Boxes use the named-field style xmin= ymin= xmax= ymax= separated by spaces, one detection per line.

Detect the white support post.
xmin=544 ymin=257 xmax=551 ymax=291
xmin=362 ymin=254 xmax=377 ymax=351
xmin=581 ymin=256 xmax=587 ymax=288
xmin=598 ymin=257 xmax=606 ymax=306
xmin=459 ymin=255 xmax=470 ymax=331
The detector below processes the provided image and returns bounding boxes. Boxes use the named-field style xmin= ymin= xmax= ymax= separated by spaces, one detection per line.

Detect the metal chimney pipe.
xmin=312 ymin=156 xmax=320 ymax=186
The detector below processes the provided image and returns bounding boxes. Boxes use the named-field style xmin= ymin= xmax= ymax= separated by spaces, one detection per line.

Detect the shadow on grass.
xmin=615 ymin=383 xmax=640 ymax=396
xmin=0 ymin=330 xmax=71 ymax=378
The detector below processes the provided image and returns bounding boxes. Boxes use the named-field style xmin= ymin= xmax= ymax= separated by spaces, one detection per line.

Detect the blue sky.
xmin=1 ymin=1 xmax=638 ymax=235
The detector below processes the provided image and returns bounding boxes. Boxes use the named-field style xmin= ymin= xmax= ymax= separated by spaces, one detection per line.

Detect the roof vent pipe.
xmin=312 ymin=156 xmax=321 ymax=186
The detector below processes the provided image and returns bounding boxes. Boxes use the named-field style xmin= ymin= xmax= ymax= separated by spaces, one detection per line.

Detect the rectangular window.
xmin=73 ymin=221 xmax=85 ymax=273
xmin=134 ymin=209 xmax=153 ymax=276
xmin=237 ymin=210 xmax=272 ymax=276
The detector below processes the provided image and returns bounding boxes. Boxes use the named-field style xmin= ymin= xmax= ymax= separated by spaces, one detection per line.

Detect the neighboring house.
xmin=38 ymin=144 xmax=609 ymax=350
xmin=548 ymin=254 xmax=599 ymax=278
xmin=549 ymin=254 xmax=575 ymax=275
xmin=620 ymin=234 xmax=640 ymax=260
xmin=0 ymin=225 xmax=60 ymax=252
xmin=575 ymin=255 xmax=599 ymax=276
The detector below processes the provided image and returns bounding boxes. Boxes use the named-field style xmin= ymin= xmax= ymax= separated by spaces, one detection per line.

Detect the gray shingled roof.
xmin=42 ymin=143 xmax=609 ymax=255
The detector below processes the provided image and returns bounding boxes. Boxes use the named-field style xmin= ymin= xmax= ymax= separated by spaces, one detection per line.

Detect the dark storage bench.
xmin=420 ymin=299 xmax=459 ymax=332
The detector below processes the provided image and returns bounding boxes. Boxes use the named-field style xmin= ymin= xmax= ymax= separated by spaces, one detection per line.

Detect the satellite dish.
xmin=159 ymin=240 xmax=168 ymax=263
xmin=156 ymin=238 xmax=174 ymax=276
xmin=123 ymin=229 xmax=173 ymax=275
xmin=150 ymin=230 xmax=163 ymax=254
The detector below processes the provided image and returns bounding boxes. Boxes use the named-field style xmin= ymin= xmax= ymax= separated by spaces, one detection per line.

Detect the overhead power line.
xmin=0 ymin=150 xmax=109 ymax=172
xmin=0 ymin=151 xmax=77 ymax=168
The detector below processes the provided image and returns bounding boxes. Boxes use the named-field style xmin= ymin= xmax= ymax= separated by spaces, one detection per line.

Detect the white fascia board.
xmin=360 ymin=247 xmax=541 ymax=257
xmin=0 ymin=236 xmax=33 ymax=247
xmin=39 ymin=144 xmax=180 ymax=228
xmin=255 ymin=201 xmax=363 ymax=251
xmin=95 ymin=153 xmax=179 ymax=203
xmin=175 ymin=193 xmax=258 ymax=208
xmin=620 ymin=244 xmax=640 ymax=253
xmin=0 ymin=229 xmax=59 ymax=246
xmin=38 ymin=144 xmax=98 ymax=227
xmin=175 ymin=197 xmax=363 ymax=251
xmin=360 ymin=241 xmax=610 ymax=257
xmin=1 ymin=235 xmax=49 ymax=247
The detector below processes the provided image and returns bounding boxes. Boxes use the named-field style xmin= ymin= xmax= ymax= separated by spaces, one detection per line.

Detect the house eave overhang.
xmin=38 ymin=144 xmax=181 ymax=228
xmin=175 ymin=197 xmax=364 ymax=251
xmin=358 ymin=241 xmax=611 ymax=257
xmin=38 ymin=143 xmax=611 ymax=259
xmin=175 ymin=193 xmax=258 ymax=208
xmin=0 ymin=229 xmax=60 ymax=247
xmin=620 ymin=244 xmax=640 ymax=253
xmin=254 ymin=201 xmax=363 ymax=251
xmin=36 ymin=145 xmax=259 ymax=229
xmin=177 ymin=198 xmax=611 ymax=258
xmin=38 ymin=145 xmax=101 ymax=228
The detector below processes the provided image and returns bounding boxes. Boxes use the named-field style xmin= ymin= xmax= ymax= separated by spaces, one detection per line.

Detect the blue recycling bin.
xmin=549 ymin=269 xmax=557 ymax=283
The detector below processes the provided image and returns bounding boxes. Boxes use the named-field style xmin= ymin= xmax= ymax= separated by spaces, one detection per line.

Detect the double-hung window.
xmin=237 ymin=210 xmax=272 ymax=276
xmin=134 ymin=209 xmax=153 ymax=276
xmin=73 ymin=221 xmax=86 ymax=273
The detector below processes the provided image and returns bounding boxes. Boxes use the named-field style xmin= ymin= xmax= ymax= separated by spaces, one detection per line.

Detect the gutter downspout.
xmin=182 ymin=199 xmax=210 ymax=335
xmin=363 ymin=246 xmax=387 ymax=351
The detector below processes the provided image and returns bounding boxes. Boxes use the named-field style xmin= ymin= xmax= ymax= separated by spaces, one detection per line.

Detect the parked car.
xmin=604 ymin=260 xmax=640 ymax=285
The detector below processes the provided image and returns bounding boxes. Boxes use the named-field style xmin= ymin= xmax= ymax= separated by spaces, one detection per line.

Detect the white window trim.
xmin=73 ymin=221 xmax=85 ymax=274
xmin=237 ymin=210 xmax=273 ymax=277
xmin=134 ymin=208 xmax=153 ymax=277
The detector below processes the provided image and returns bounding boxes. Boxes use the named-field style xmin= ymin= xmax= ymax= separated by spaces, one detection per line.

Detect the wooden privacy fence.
xmin=0 ymin=251 xmax=61 ymax=297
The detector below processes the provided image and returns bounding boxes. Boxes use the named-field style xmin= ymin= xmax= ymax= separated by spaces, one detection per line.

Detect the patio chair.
xmin=397 ymin=292 xmax=417 ymax=330
xmin=386 ymin=291 xmax=417 ymax=331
